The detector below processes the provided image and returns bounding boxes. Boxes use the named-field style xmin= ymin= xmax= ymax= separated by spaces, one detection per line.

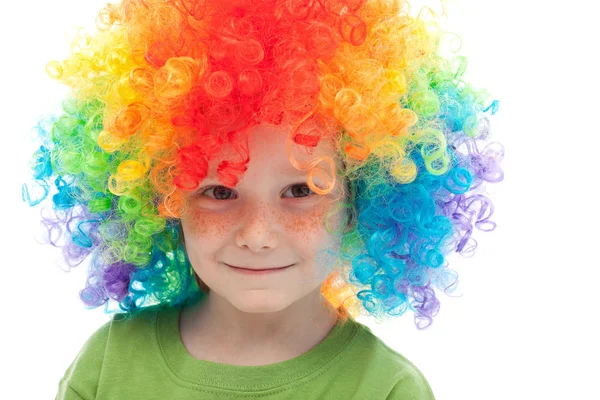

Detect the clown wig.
xmin=24 ymin=0 xmax=503 ymax=329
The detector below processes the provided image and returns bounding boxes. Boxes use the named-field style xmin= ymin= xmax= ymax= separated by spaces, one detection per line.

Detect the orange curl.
xmin=344 ymin=58 xmax=385 ymax=94
xmin=145 ymin=40 xmax=181 ymax=69
xmin=150 ymin=4 xmax=186 ymax=43
xmin=321 ymin=270 xmax=358 ymax=322
xmin=150 ymin=162 xmax=177 ymax=196
xmin=129 ymin=67 xmax=155 ymax=96
xmin=318 ymin=74 xmax=345 ymax=110
xmin=334 ymin=88 xmax=365 ymax=131
xmin=111 ymin=103 xmax=150 ymax=138
xmin=158 ymin=190 xmax=186 ymax=218
xmin=344 ymin=142 xmax=370 ymax=160
xmin=141 ymin=124 xmax=177 ymax=157
xmin=380 ymin=104 xmax=417 ymax=137
xmin=334 ymin=87 xmax=361 ymax=113
xmin=338 ymin=13 xmax=367 ymax=46
xmin=154 ymin=57 xmax=198 ymax=100
xmin=307 ymin=157 xmax=336 ymax=195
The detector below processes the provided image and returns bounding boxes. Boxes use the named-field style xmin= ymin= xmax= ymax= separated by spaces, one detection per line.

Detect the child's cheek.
xmin=277 ymin=205 xmax=330 ymax=240
xmin=183 ymin=203 xmax=334 ymax=241
xmin=185 ymin=208 xmax=243 ymax=239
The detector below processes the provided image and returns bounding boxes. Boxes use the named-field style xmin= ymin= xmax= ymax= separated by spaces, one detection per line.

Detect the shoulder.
xmin=57 ymin=308 xmax=160 ymax=400
xmin=58 ymin=317 xmax=112 ymax=400
xmin=385 ymin=365 xmax=435 ymax=400
xmin=351 ymin=321 xmax=436 ymax=400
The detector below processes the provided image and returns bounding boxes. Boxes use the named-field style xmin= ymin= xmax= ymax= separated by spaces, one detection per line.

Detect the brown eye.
xmin=203 ymin=186 xmax=237 ymax=200
xmin=284 ymin=183 xmax=315 ymax=198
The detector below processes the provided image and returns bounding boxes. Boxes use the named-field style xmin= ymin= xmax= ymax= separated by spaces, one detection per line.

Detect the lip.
xmin=226 ymin=263 xmax=294 ymax=275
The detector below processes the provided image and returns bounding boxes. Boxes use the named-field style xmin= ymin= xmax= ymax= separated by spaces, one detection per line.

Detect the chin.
xmin=230 ymin=292 xmax=293 ymax=314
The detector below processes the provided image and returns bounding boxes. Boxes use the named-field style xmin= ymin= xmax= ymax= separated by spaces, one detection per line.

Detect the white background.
xmin=1 ymin=0 xmax=598 ymax=399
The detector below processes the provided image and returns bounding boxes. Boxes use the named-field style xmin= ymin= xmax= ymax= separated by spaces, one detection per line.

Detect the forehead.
xmin=205 ymin=124 xmax=341 ymax=180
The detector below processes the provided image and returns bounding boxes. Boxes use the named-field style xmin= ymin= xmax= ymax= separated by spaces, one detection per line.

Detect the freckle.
xmin=282 ymin=207 xmax=327 ymax=235
xmin=189 ymin=210 xmax=233 ymax=238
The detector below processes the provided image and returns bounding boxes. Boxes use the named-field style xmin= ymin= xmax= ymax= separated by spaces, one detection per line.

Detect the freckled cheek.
xmin=277 ymin=207 xmax=329 ymax=240
xmin=183 ymin=208 xmax=242 ymax=239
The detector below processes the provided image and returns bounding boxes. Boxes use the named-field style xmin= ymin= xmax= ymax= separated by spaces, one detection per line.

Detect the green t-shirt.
xmin=57 ymin=305 xmax=435 ymax=399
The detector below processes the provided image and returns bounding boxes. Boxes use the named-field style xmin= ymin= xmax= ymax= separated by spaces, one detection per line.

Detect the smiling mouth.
xmin=225 ymin=264 xmax=294 ymax=271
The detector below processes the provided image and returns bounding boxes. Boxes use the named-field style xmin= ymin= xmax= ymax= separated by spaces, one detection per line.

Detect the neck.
xmin=180 ymin=288 xmax=340 ymax=363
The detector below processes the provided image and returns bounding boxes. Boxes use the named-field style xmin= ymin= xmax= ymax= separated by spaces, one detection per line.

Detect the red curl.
xmin=204 ymin=71 xmax=233 ymax=99
xmin=238 ymin=69 xmax=263 ymax=96
xmin=173 ymin=145 xmax=209 ymax=190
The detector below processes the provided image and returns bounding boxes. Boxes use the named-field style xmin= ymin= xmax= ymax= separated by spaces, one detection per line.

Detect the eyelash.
xmin=196 ymin=183 xmax=317 ymax=201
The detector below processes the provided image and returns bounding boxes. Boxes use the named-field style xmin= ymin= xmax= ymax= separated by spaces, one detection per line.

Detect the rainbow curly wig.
xmin=24 ymin=0 xmax=503 ymax=329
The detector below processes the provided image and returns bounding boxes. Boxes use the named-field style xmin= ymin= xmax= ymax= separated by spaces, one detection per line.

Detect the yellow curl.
xmin=155 ymin=57 xmax=198 ymax=100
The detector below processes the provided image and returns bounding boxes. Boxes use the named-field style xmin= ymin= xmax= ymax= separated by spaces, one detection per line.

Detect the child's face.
xmin=180 ymin=124 xmax=346 ymax=314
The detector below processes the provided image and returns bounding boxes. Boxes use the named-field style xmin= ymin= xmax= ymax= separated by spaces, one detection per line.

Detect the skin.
xmin=178 ymin=123 xmax=347 ymax=366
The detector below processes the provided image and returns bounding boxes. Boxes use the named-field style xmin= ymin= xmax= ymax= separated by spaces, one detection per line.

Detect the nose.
xmin=235 ymin=201 xmax=279 ymax=252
